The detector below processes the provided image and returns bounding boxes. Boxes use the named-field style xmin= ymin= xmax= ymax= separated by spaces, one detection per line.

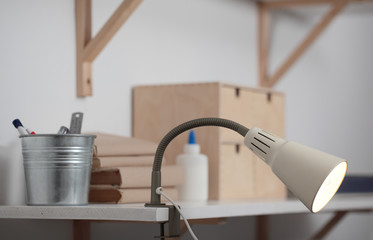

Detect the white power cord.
xmin=156 ymin=187 xmax=198 ymax=240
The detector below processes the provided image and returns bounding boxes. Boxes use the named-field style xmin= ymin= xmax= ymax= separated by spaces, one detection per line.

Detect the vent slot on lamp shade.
xmin=244 ymin=127 xmax=285 ymax=163
xmin=251 ymin=142 xmax=267 ymax=155
xmin=258 ymin=131 xmax=275 ymax=142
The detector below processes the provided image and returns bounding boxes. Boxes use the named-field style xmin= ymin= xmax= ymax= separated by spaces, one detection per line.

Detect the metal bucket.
xmin=20 ymin=134 xmax=96 ymax=205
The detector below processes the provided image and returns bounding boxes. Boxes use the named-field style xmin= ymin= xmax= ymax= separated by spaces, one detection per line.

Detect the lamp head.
xmin=244 ymin=127 xmax=347 ymax=213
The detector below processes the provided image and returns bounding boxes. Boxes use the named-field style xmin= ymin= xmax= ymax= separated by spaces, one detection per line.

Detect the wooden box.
xmin=132 ymin=82 xmax=286 ymax=200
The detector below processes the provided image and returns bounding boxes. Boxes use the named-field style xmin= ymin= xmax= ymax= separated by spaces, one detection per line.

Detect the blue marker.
xmin=12 ymin=119 xmax=29 ymax=136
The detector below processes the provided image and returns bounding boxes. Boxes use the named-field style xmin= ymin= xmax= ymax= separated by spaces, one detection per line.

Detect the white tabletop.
xmin=0 ymin=195 xmax=372 ymax=222
xmin=179 ymin=194 xmax=373 ymax=220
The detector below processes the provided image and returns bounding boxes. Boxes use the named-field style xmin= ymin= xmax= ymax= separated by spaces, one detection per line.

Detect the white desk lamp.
xmin=146 ymin=118 xmax=347 ymax=213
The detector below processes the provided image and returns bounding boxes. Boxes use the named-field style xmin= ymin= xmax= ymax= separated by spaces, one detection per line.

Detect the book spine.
xmin=89 ymin=187 xmax=178 ymax=204
xmin=90 ymin=166 xmax=184 ymax=188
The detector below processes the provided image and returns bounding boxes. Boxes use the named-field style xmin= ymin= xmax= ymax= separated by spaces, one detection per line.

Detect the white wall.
xmin=0 ymin=0 xmax=372 ymax=239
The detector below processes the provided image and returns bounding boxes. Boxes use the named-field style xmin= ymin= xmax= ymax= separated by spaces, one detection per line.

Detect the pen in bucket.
xmin=12 ymin=119 xmax=29 ymax=136
xmin=26 ymin=128 xmax=36 ymax=135
xmin=57 ymin=126 xmax=69 ymax=134
xmin=70 ymin=112 xmax=83 ymax=134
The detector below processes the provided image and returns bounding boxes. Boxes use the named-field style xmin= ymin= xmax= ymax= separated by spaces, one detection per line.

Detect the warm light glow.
xmin=312 ymin=161 xmax=348 ymax=213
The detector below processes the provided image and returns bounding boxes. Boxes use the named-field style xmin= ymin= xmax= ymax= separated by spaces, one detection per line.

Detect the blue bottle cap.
xmin=12 ymin=119 xmax=23 ymax=128
xmin=188 ymin=130 xmax=196 ymax=144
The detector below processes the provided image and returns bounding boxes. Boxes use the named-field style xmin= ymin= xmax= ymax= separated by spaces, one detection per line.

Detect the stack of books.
xmin=89 ymin=132 xmax=184 ymax=204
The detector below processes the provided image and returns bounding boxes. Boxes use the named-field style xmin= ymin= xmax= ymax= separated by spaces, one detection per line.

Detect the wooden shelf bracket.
xmin=75 ymin=0 xmax=143 ymax=97
xmin=258 ymin=0 xmax=352 ymax=88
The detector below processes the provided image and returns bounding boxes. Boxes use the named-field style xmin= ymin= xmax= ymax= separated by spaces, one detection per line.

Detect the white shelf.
xmin=180 ymin=195 xmax=373 ymax=220
xmin=0 ymin=195 xmax=372 ymax=222
xmin=0 ymin=204 xmax=169 ymax=222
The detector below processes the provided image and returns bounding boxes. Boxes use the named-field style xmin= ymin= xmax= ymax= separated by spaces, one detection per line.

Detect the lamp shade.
xmin=244 ymin=127 xmax=347 ymax=213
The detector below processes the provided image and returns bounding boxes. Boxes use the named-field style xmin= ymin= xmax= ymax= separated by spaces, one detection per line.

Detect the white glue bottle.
xmin=176 ymin=130 xmax=208 ymax=201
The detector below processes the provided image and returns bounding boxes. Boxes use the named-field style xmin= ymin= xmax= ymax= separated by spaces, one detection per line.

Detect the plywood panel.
xmin=220 ymin=86 xmax=257 ymax=142
xmin=132 ymin=82 xmax=286 ymax=200
xmin=133 ymin=83 xmax=221 ymax=199
xmin=220 ymin=144 xmax=255 ymax=199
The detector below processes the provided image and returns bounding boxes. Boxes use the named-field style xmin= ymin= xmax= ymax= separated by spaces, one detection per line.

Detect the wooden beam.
xmin=75 ymin=0 xmax=143 ymax=97
xmin=256 ymin=215 xmax=269 ymax=240
xmin=258 ymin=2 xmax=270 ymax=87
xmin=263 ymin=0 xmax=348 ymax=88
xmin=73 ymin=220 xmax=91 ymax=240
xmin=83 ymin=0 xmax=143 ymax=62
xmin=311 ymin=211 xmax=348 ymax=239
xmin=76 ymin=0 xmax=93 ymax=97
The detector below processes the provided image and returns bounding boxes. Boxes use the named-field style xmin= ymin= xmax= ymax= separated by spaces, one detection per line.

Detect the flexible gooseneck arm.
xmin=147 ymin=118 xmax=250 ymax=206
